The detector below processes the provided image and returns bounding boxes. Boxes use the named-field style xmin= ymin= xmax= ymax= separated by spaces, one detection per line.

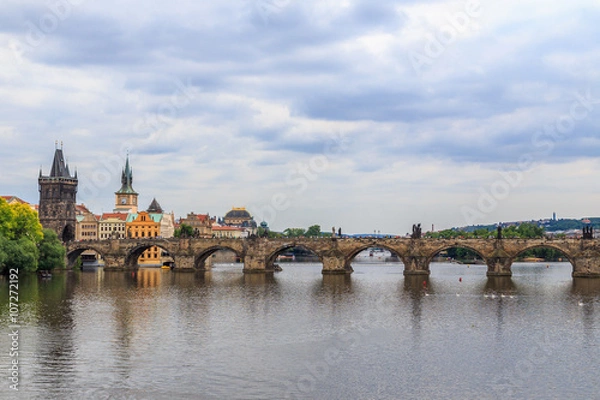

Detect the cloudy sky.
xmin=1 ymin=0 xmax=600 ymax=234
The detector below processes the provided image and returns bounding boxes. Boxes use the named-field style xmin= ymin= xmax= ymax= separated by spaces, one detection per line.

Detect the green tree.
xmin=0 ymin=200 xmax=15 ymax=237
xmin=11 ymin=202 xmax=43 ymax=242
xmin=38 ymin=229 xmax=66 ymax=271
xmin=283 ymin=228 xmax=306 ymax=238
xmin=0 ymin=236 xmax=38 ymax=273
xmin=0 ymin=198 xmax=45 ymax=274
xmin=305 ymin=225 xmax=321 ymax=237
xmin=174 ymin=223 xmax=194 ymax=238
xmin=516 ymin=222 xmax=544 ymax=238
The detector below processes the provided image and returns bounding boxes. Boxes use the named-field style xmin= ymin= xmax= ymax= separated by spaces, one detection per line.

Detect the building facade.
xmin=99 ymin=213 xmax=128 ymax=239
xmin=126 ymin=211 xmax=162 ymax=266
xmin=222 ymin=206 xmax=257 ymax=236
xmin=179 ymin=212 xmax=212 ymax=238
xmin=212 ymin=225 xmax=246 ymax=238
xmin=75 ymin=212 xmax=99 ymax=241
xmin=38 ymin=144 xmax=78 ymax=241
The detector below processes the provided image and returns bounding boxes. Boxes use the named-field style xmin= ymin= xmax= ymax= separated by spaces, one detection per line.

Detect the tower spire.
xmin=115 ymin=152 xmax=138 ymax=212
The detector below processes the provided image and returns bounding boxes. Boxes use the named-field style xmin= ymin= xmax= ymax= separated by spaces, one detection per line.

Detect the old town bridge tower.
xmin=38 ymin=143 xmax=78 ymax=242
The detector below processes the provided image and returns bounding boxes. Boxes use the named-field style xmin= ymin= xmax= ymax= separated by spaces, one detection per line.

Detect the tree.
xmin=38 ymin=229 xmax=66 ymax=271
xmin=174 ymin=223 xmax=194 ymax=238
xmin=0 ymin=236 xmax=38 ymax=273
xmin=283 ymin=228 xmax=306 ymax=238
xmin=11 ymin=202 xmax=43 ymax=242
xmin=0 ymin=198 xmax=45 ymax=274
xmin=305 ymin=225 xmax=321 ymax=237
xmin=0 ymin=200 xmax=42 ymax=241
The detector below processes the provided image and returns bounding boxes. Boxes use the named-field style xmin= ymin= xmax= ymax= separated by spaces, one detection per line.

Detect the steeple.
xmin=49 ymin=148 xmax=75 ymax=178
xmin=114 ymin=153 xmax=139 ymax=213
xmin=116 ymin=153 xmax=137 ymax=195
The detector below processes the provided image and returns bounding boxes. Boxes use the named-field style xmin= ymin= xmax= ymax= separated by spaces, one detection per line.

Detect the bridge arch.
xmin=512 ymin=244 xmax=575 ymax=268
xmin=194 ymin=246 xmax=244 ymax=269
xmin=426 ymin=243 xmax=487 ymax=266
xmin=344 ymin=244 xmax=405 ymax=269
xmin=125 ymin=242 xmax=176 ymax=268
xmin=265 ymin=243 xmax=323 ymax=270
xmin=66 ymin=245 xmax=107 ymax=268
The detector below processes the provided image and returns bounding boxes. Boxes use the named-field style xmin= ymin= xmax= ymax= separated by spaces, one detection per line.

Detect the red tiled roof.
xmin=196 ymin=214 xmax=210 ymax=222
xmin=101 ymin=213 xmax=129 ymax=221
xmin=76 ymin=203 xmax=92 ymax=214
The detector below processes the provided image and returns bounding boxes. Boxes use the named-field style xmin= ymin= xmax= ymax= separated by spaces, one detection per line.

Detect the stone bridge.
xmin=65 ymin=237 xmax=600 ymax=278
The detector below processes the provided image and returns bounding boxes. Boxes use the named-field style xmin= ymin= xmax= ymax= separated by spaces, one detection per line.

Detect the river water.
xmin=1 ymin=262 xmax=599 ymax=399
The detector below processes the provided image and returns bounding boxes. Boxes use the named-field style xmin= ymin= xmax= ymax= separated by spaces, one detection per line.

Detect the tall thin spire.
xmin=116 ymin=153 xmax=137 ymax=194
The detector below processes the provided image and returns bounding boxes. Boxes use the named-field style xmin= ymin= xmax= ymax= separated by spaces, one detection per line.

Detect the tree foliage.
xmin=305 ymin=225 xmax=321 ymax=237
xmin=0 ymin=198 xmax=55 ymax=274
xmin=426 ymin=222 xmax=545 ymax=240
xmin=283 ymin=228 xmax=306 ymax=238
xmin=38 ymin=229 xmax=66 ymax=271
xmin=174 ymin=223 xmax=194 ymax=238
xmin=0 ymin=236 xmax=38 ymax=273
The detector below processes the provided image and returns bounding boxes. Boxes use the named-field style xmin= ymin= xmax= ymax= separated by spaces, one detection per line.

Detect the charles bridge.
xmin=65 ymin=236 xmax=600 ymax=278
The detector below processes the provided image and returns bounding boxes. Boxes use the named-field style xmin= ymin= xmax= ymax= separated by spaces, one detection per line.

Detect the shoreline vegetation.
xmin=0 ymin=198 xmax=64 ymax=275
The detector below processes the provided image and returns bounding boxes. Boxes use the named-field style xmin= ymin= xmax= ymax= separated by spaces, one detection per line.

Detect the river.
xmin=1 ymin=262 xmax=599 ymax=399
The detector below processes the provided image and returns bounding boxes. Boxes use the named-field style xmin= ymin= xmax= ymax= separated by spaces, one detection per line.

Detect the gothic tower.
xmin=114 ymin=154 xmax=138 ymax=213
xmin=38 ymin=142 xmax=78 ymax=242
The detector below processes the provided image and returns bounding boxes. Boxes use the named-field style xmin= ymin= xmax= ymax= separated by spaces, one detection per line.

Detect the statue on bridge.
xmin=583 ymin=225 xmax=594 ymax=240
xmin=411 ymin=223 xmax=422 ymax=239
xmin=497 ymin=225 xmax=502 ymax=240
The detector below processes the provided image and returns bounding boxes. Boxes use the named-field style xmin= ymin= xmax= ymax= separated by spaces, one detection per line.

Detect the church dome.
xmin=224 ymin=208 xmax=252 ymax=219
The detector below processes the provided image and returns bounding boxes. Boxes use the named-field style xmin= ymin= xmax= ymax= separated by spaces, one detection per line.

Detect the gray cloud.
xmin=2 ymin=0 xmax=600 ymax=232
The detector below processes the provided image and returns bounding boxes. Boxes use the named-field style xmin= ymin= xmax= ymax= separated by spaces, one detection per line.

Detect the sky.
xmin=1 ymin=0 xmax=600 ymax=234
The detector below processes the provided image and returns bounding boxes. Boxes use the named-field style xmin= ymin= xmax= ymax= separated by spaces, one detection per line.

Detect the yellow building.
xmin=126 ymin=211 xmax=162 ymax=266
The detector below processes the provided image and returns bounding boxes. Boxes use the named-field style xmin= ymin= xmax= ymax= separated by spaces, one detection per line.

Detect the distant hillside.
xmin=459 ymin=218 xmax=600 ymax=233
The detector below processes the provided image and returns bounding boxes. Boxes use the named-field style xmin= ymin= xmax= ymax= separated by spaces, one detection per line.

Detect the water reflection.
xmin=170 ymin=269 xmax=212 ymax=288
xmin=32 ymin=272 xmax=78 ymax=397
xmin=483 ymin=276 xmax=517 ymax=294
xmin=2 ymin=262 xmax=600 ymax=399
xmin=242 ymin=273 xmax=277 ymax=286
xmin=571 ymin=277 xmax=600 ymax=296
xmin=403 ymin=275 xmax=429 ymax=297
xmin=321 ymin=274 xmax=352 ymax=293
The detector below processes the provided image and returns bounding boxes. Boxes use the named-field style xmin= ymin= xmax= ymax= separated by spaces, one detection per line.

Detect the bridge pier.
xmin=173 ymin=255 xmax=196 ymax=271
xmin=322 ymin=255 xmax=352 ymax=275
xmin=102 ymin=256 xmax=127 ymax=270
xmin=402 ymin=256 xmax=430 ymax=276
xmin=243 ymin=255 xmax=270 ymax=274
xmin=486 ymin=257 xmax=512 ymax=277
xmin=571 ymin=255 xmax=600 ymax=278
